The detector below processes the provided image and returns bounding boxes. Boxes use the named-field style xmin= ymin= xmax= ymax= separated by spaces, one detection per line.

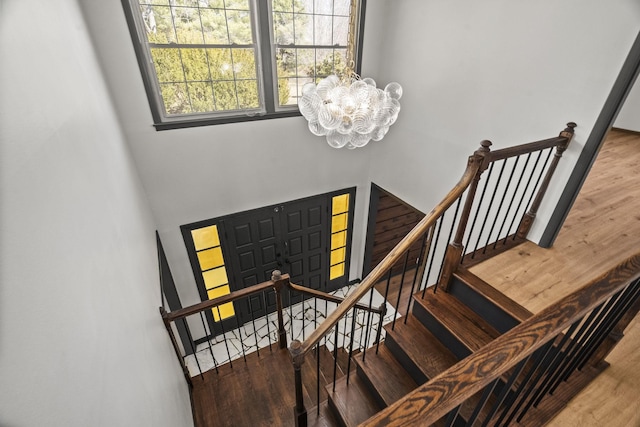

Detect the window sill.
xmin=153 ymin=110 xmax=302 ymax=131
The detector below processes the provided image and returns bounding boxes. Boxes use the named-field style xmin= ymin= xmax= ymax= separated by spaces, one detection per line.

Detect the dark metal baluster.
xmin=464 ymin=162 xmax=494 ymax=257
xmin=262 ymin=291 xmax=273 ymax=352
xmin=235 ymin=311 xmax=247 ymax=362
xmin=363 ymin=288 xmax=376 ymax=360
xmin=405 ymin=232 xmax=429 ymax=323
xmin=316 ymin=343 xmax=321 ymax=415
xmin=215 ymin=306 xmax=234 ymax=368
xmin=481 ymin=356 xmax=531 ymax=427
xmin=472 ymin=159 xmax=507 ymax=256
xmin=494 ymin=340 xmax=556 ymax=426
xmin=574 ymin=279 xmax=640 ymax=372
xmin=483 ymin=157 xmax=519 ymax=253
xmin=540 ymin=298 xmax=617 ymax=399
xmin=183 ymin=314 xmax=204 ymax=379
xmin=289 ymin=289 xmax=295 ymax=342
xmin=347 ymin=308 xmax=358 ymax=383
xmin=374 ymin=303 xmax=386 ymax=351
xmin=495 ymin=154 xmax=530 ymax=246
xmin=392 ymin=251 xmax=411 ymax=330
xmin=418 ymin=226 xmax=435 ymax=292
xmin=515 ymin=319 xmax=583 ymax=422
xmin=464 ymin=378 xmax=500 ymax=427
xmin=425 ymin=214 xmax=446 ymax=295
xmin=333 ymin=325 xmax=339 ymax=391
xmin=199 ymin=311 xmax=219 ymax=371
xmin=248 ymin=299 xmax=260 ymax=357
xmin=506 ymin=150 xmax=543 ymax=241
xmin=444 ymin=405 xmax=461 ymax=427
xmin=437 ymin=197 xmax=463 ymax=280
xmin=302 ymin=292 xmax=306 ymax=342
xmin=523 ymin=148 xmax=554 ymax=214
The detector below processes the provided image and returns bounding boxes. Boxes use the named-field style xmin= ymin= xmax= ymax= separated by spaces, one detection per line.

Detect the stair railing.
xmin=362 ymin=251 xmax=640 ymax=426
xmin=160 ymin=271 xmax=383 ymax=387
xmin=289 ymin=143 xmax=491 ymax=426
xmin=455 ymin=123 xmax=576 ymax=271
xmin=290 ymin=122 xmax=577 ymax=426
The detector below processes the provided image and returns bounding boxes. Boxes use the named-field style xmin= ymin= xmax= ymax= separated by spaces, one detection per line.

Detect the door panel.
xmin=223 ymin=207 xmax=283 ymax=320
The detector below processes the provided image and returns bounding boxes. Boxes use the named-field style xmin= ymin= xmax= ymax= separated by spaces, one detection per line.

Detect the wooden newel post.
xmin=517 ymin=122 xmax=577 ymax=239
xmin=289 ymin=340 xmax=307 ymax=427
xmin=272 ymin=270 xmax=288 ymax=349
xmin=439 ymin=140 xmax=492 ymax=291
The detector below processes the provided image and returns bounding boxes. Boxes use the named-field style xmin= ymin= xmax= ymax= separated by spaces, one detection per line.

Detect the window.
xmin=121 ymin=0 xmax=365 ymax=129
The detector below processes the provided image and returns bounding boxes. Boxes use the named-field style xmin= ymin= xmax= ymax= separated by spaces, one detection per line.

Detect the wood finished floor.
xmin=471 ymin=128 xmax=640 ymax=426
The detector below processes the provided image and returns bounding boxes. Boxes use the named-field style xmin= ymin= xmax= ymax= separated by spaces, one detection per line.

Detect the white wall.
xmin=369 ymin=0 xmax=640 ymax=242
xmin=81 ymin=1 xmax=389 ymax=311
xmin=615 ymin=74 xmax=640 ymax=132
xmin=0 ymin=1 xmax=192 ymax=426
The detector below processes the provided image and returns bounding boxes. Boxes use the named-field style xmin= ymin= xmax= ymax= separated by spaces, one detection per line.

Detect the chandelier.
xmin=298 ymin=1 xmax=403 ymax=149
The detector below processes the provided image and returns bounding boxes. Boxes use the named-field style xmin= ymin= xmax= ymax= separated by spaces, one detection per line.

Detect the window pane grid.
xmin=191 ymin=224 xmax=235 ymax=321
xmin=330 ymin=193 xmax=349 ymax=279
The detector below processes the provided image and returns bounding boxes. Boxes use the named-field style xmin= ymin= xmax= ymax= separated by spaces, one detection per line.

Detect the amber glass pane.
xmin=330 ymin=262 xmax=345 ymax=280
xmin=197 ymin=246 xmax=224 ymax=271
xmin=207 ymin=284 xmax=231 ymax=300
xmin=332 ymin=194 xmax=349 ymax=215
xmin=203 ymin=266 xmax=228 ymax=289
xmin=331 ymin=230 xmax=347 ymax=250
xmin=330 ymin=247 xmax=346 ymax=266
xmin=331 ymin=213 xmax=348 ymax=233
xmin=192 ymin=225 xmax=220 ymax=250
xmin=212 ymin=302 xmax=235 ymax=321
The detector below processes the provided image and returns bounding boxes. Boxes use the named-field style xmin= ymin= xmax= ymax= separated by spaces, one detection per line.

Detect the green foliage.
xmin=141 ymin=0 xmax=308 ymax=114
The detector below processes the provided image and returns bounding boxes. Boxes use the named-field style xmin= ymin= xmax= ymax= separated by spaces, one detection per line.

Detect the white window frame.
xmin=121 ymin=0 xmax=365 ymax=130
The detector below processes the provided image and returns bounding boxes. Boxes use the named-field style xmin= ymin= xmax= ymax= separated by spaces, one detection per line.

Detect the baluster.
xmin=272 ymin=270 xmax=287 ymax=349
xmin=517 ymin=122 xmax=575 ymax=239
xmin=516 ymin=147 xmax=554 ymax=239
xmin=160 ymin=308 xmax=195 ymax=385
xmin=426 ymin=214 xmax=446 ymax=295
xmin=464 ymin=378 xmax=499 ymax=427
xmin=482 ymin=156 xmax=519 ymax=253
xmin=465 ymin=162 xmax=494 ymax=258
xmin=215 ymin=306 xmax=233 ymax=368
xmin=494 ymin=154 xmax=528 ymax=247
xmin=289 ymin=340 xmax=307 ymax=427
xmin=198 ymin=311 xmax=219 ymax=373
xmin=405 ymin=231 xmax=430 ymax=323
xmin=480 ymin=356 xmax=531 ymax=427
xmin=261 ymin=291 xmax=273 ymax=352
xmin=315 ymin=343 xmax=320 ymax=415
xmin=392 ymin=251 xmax=411 ymax=330
xmin=333 ymin=325 xmax=339 ymax=391
xmin=363 ymin=287 xmax=377 ymax=359
xmin=182 ymin=313 xmax=204 ymax=380
xmin=374 ymin=302 xmax=387 ymax=352
xmin=471 ymin=159 xmax=507 ymax=257
xmin=348 ymin=307 xmax=358 ymax=381
xmin=235 ymin=310 xmax=247 ymax=362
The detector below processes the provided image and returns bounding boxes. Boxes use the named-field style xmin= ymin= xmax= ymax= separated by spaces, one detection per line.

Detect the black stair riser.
xmin=356 ymin=365 xmax=387 ymax=409
xmin=412 ymin=301 xmax=472 ymax=360
xmin=449 ymin=278 xmax=519 ymax=333
xmin=384 ymin=334 xmax=429 ymax=385
xmin=327 ymin=394 xmax=349 ymax=427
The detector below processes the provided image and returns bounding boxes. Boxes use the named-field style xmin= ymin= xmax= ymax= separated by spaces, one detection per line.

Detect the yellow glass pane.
xmin=212 ymin=302 xmax=235 ymax=321
xmin=331 ymin=213 xmax=348 ymax=233
xmin=197 ymin=246 xmax=224 ymax=271
xmin=330 ymin=262 xmax=345 ymax=280
xmin=191 ymin=225 xmax=220 ymax=251
xmin=202 ymin=267 xmax=228 ymax=290
xmin=207 ymin=284 xmax=231 ymax=300
xmin=330 ymin=247 xmax=346 ymax=266
xmin=331 ymin=230 xmax=347 ymax=250
xmin=332 ymin=194 xmax=349 ymax=215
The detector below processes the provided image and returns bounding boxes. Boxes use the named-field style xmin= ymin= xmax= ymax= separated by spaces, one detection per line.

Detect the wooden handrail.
xmin=488 ymin=136 xmax=567 ymax=162
xmin=296 ymin=148 xmax=488 ymax=358
xmin=163 ymin=274 xmax=289 ymax=322
xmin=362 ymin=251 xmax=640 ymax=427
xmin=288 ymin=282 xmax=385 ymax=314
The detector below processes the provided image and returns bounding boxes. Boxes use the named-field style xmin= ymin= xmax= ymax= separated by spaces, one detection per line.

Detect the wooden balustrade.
xmin=362 ymin=251 xmax=640 ymax=426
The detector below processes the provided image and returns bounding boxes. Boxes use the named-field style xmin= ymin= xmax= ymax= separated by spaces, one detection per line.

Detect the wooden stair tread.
xmin=415 ymin=290 xmax=501 ymax=352
xmin=355 ymin=344 xmax=418 ymax=407
xmin=385 ymin=314 xmax=458 ymax=381
xmin=327 ymin=374 xmax=382 ymax=427
xmin=455 ymin=266 xmax=533 ymax=323
xmin=307 ymin=400 xmax=339 ymax=427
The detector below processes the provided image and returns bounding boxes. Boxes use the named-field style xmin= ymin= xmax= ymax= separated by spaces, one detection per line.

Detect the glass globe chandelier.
xmin=298 ymin=0 xmax=403 ymax=149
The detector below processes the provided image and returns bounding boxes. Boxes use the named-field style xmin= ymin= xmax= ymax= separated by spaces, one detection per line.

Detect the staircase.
xmin=319 ymin=269 xmax=535 ymax=426
xmin=161 ymin=123 xmax=640 ymax=426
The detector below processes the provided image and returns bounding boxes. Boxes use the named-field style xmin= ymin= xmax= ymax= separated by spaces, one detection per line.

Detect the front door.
xmin=182 ymin=188 xmax=355 ymax=338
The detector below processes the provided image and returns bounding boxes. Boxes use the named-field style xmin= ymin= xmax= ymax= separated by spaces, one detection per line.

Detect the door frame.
xmin=180 ymin=187 xmax=356 ymax=338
